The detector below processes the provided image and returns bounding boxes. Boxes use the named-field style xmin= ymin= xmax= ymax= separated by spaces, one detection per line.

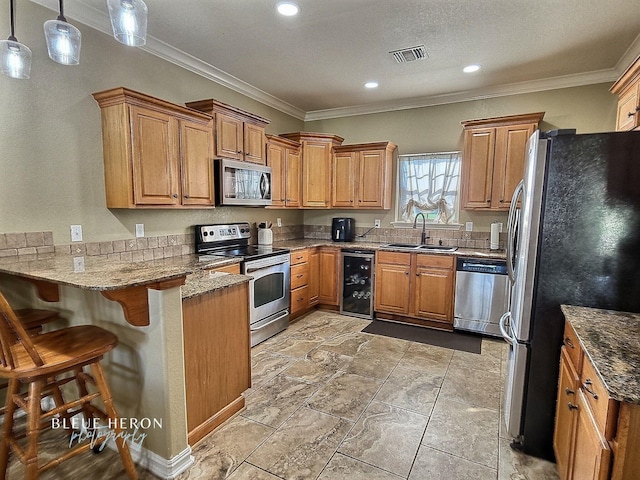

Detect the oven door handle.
xmin=245 ymin=255 xmax=290 ymax=272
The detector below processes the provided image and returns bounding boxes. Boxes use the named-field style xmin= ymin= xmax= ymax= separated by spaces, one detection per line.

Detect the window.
xmin=395 ymin=151 xmax=461 ymax=225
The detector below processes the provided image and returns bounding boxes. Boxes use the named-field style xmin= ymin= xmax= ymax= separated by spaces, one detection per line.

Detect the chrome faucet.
xmin=413 ymin=212 xmax=429 ymax=244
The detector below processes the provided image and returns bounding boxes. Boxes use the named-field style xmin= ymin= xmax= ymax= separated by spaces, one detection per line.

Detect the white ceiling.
xmin=31 ymin=0 xmax=640 ymax=120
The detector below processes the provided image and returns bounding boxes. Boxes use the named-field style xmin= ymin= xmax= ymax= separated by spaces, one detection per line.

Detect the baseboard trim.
xmin=108 ymin=440 xmax=194 ymax=479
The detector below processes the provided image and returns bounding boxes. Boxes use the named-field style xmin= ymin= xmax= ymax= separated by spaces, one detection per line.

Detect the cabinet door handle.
xmin=583 ymin=379 xmax=599 ymax=399
xmin=564 ymin=337 xmax=574 ymax=348
xmin=172 ymin=193 xmax=178 ymax=198
xmin=296 ymin=274 xmax=304 ymax=278
xmin=567 ymin=402 xmax=578 ymax=411
xmin=499 ymin=198 xmax=504 ymax=203
xmin=405 ymin=271 xmax=409 ymax=276
xmin=565 ymin=387 xmax=575 ymax=396
xmin=184 ymin=195 xmax=190 ymax=199
xmin=486 ymin=198 xmax=491 ymax=203
xmin=628 ymin=107 xmax=639 ymax=117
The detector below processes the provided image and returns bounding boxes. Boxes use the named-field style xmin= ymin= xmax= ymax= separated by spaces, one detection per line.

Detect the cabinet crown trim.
xmin=280 ymin=132 xmax=345 ymax=145
xmin=461 ymin=112 xmax=545 ymax=129
xmin=185 ymin=98 xmax=270 ymax=126
xmin=265 ymin=134 xmax=301 ymax=148
xmin=334 ymin=141 xmax=397 ymax=152
xmin=610 ymin=54 xmax=640 ymax=95
xmin=92 ymin=87 xmax=212 ymax=121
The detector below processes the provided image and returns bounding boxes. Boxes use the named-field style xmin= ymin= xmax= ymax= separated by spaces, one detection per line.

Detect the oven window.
xmin=254 ymin=272 xmax=285 ymax=307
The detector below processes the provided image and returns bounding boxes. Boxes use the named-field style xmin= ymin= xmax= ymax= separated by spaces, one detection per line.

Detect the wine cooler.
xmin=340 ymin=249 xmax=375 ymax=319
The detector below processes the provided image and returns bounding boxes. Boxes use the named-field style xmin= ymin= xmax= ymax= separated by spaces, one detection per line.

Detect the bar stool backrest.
xmin=0 ymin=290 xmax=44 ymax=371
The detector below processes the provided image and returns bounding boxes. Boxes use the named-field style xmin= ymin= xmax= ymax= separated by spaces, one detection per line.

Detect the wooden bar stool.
xmin=0 ymin=291 xmax=138 ymax=479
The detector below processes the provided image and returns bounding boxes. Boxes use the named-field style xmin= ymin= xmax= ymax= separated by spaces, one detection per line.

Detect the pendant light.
xmin=44 ymin=0 xmax=81 ymax=65
xmin=0 ymin=0 xmax=32 ymax=79
xmin=107 ymin=0 xmax=148 ymax=47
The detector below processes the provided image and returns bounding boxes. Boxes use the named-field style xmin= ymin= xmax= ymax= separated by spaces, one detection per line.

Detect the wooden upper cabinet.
xmin=611 ymin=55 xmax=640 ymax=131
xmin=186 ymin=98 xmax=270 ymax=164
xmin=266 ymin=134 xmax=302 ymax=208
xmin=92 ymin=87 xmax=215 ymax=209
xmin=280 ymin=132 xmax=344 ymax=208
xmin=461 ymin=112 xmax=544 ymax=211
xmin=332 ymin=142 xmax=397 ymax=209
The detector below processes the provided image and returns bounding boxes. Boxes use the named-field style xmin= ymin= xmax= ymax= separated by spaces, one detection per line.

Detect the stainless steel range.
xmin=195 ymin=223 xmax=290 ymax=346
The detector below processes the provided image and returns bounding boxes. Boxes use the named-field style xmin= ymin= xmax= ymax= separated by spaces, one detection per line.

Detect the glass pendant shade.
xmin=107 ymin=0 xmax=148 ymax=47
xmin=0 ymin=38 xmax=31 ymax=79
xmin=44 ymin=19 xmax=81 ymax=65
xmin=1 ymin=0 xmax=31 ymax=79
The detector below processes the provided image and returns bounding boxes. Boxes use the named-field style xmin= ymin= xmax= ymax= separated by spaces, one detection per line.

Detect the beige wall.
xmin=0 ymin=3 xmax=619 ymax=242
xmin=0 ymin=2 xmax=304 ymax=244
xmin=304 ymin=83 xmax=618 ymax=231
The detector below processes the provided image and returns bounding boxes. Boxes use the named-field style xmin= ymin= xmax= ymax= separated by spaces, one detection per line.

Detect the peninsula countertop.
xmin=0 ymin=253 xmax=246 ymax=299
xmin=561 ymin=304 xmax=640 ymax=405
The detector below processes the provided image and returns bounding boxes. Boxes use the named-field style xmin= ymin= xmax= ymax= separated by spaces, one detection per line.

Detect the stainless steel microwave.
xmin=215 ymin=158 xmax=272 ymax=206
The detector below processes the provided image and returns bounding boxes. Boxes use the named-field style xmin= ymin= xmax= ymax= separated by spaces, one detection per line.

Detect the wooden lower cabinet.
xmin=374 ymin=252 xmax=411 ymax=315
xmin=572 ymin=390 xmax=611 ymax=480
xmin=554 ymin=321 xmax=640 ymax=480
xmin=554 ymin=348 xmax=580 ymax=480
xmin=375 ymin=251 xmax=454 ymax=328
xmin=182 ymin=281 xmax=250 ymax=445
xmin=318 ymin=247 xmax=339 ymax=306
xmin=290 ymin=246 xmax=340 ymax=319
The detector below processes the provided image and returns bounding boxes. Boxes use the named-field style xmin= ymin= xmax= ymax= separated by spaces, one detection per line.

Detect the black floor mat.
xmin=361 ymin=320 xmax=483 ymax=354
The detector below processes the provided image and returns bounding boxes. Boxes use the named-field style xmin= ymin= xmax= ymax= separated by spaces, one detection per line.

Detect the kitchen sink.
xmin=416 ymin=245 xmax=458 ymax=252
xmin=383 ymin=243 xmax=421 ymax=249
xmin=381 ymin=243 xmax=458 ymax=252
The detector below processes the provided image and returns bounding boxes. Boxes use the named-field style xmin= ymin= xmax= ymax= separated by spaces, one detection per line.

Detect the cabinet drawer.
xmin=563 ymin=321 xmax=583 ymax=374
xmin=206 ymin=263 xmax=241 ymax=274
xmin=377 ymin=251 xmax=411 ymax=266
xmin=415 ymin=254 xmax=454 ymax=270
xmin=291 ymin=285 xmax=309 ymax=314
xmin=291 ymin=263 xmax=309 ymax=290
xmin=290 ymin=249 xmax=309 ymax=265
xmin=580 ymin=356 xmax=618 ymax=439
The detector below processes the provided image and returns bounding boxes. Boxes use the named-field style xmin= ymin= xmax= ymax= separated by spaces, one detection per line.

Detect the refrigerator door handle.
xmin=499 ymin=311 xmax=514 ymax=345
xmin=506 ymin=180 xmax=524 ymax=283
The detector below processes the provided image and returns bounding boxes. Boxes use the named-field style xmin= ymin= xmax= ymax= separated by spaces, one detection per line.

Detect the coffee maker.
xmin=331 ymin=218 xmax=355 ymax=242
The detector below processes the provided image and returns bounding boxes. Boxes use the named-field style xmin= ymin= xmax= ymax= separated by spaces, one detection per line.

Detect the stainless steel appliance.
xmin=215 ymin=158 xmax=272 ymax=206
xmin=195 ymin=223 xmax=290 ymax=346
xmin=500 ymin=129 xmax=640 ymax=460
xmin=331 ymin=217 xmax=355 ymax=242
xmin=340 ymin=249 xmax=375 ymax=319
xmin=454 ymin=257 xmax=508 ymax=337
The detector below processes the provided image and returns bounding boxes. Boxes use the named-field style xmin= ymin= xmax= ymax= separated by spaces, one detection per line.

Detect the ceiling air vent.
xmin=390 ymin=45 xmax=428 ymax=64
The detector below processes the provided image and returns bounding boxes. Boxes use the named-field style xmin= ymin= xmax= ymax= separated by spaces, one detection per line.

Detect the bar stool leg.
xmin=25 ymin=380 xmax=44 ymax=480
xmin=0 ymin=378 xmax=20 ymax=477
xmin=89 ymin=362 xmax=138 ymax=480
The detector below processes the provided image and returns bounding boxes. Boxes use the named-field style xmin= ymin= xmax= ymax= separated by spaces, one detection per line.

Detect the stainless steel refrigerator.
xmin=499 ymin=129 xmax=640 ymax=461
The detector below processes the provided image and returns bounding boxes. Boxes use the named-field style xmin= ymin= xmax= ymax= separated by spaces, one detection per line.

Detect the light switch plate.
xmin=73 ymin=256 xmax=85 ymax=272
xmin=70 ymin=225 xmax=83 ymax=242
xmin=374 ymin=219 xmax=381 ymax=228
xmin=465 ymin=222 xmax=473 ymax=232
xmin=135 ymin=224 xmax=145 ymax=238
xmin=276 ymin=218 xmax=282 ymax=227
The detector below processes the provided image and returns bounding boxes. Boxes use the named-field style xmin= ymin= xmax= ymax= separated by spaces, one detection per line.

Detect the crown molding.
xmin=304 ymin=69 xmax=620 ymax=121
xmin=30 ymin=1 xmax=640 ymax=123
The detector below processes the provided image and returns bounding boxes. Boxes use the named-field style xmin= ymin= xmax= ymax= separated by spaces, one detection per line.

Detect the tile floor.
xmin=182 ymin=310 xmax=559 ymax=480
xmin=4 ymin=310 xmax=560 ymax=479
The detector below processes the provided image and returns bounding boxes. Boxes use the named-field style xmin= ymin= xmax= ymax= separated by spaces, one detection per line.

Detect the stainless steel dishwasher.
xmin=454 ymin=257 xmax=508 ymax=337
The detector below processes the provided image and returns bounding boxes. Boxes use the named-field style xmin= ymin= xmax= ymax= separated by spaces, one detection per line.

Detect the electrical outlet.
xmin=374 ymin=219 xmax=381 ymax=228
xmin=70 ymin=225 xmax=83 ymax=242
xmin=465 ymin=221 xmax=473 ymax=232
xmin=276 ymin=218 xmax=282 ymax=227
xmin=135 ymin=223 xmax=145 ymax=238
xmin=73 ymin=256 xmax=85 ymax=273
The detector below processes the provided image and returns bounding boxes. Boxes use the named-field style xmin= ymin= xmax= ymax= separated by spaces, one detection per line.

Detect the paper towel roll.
xmin=490 ymin=223 xmax=500 ymax=250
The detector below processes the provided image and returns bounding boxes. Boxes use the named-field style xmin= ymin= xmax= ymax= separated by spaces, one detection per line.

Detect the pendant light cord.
xmin=57 ymin=0 xmax=67 ymax=22
xmin=9 ymin=0 xmax=16 ymax=41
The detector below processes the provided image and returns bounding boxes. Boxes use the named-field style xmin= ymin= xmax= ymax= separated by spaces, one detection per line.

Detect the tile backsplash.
xmin=0 ymin=224 xmax=503 ymax=261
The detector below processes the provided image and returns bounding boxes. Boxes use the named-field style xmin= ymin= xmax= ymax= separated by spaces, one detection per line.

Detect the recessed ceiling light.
xmin=364 ymin=81 xmax=379 ymax=89
xmin=276 ymin=1 xmax=299 ymax=16
xmin=463 ymin=64 xmax=481 ymax=73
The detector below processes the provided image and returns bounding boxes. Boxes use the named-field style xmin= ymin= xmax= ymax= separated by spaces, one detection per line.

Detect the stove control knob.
xmin=203 ymin=231 xmax=208 ymax=236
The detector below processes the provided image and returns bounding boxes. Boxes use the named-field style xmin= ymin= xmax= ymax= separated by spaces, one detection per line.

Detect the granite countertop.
xmin=0 ymin=253 xmax=247 ymax=299
xmin=561 ymin=304 xmax=640 ymax=404
xmin=275 ymin=239 xmax=507 ymax=260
